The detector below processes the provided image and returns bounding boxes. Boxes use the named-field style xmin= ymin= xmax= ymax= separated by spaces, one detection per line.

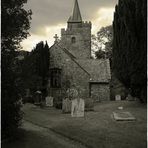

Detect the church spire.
xmin=68 ymin=0 xmax=82 ymax=23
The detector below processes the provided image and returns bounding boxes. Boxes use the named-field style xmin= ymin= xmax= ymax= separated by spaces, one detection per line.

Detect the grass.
xmin=3 ymin=101 xmax=147 ymax=148
xmin=51 ymin=102 xmax=147 ymax=148
xmin=2 ymin=129 xmax=68 ymax=148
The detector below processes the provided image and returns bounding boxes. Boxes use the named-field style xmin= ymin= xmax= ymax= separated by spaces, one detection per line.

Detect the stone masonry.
xmin=48 ymin=0 xmax=111 ymax=103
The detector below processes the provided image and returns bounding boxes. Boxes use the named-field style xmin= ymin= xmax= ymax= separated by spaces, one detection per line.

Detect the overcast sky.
xmin=21 ymin=0 xmax=118 ymax=51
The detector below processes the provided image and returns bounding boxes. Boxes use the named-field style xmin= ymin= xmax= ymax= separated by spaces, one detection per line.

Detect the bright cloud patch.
xmin=92 ymin=7 xmax=115 ymax=34
xmin=21 ymin=24 xmax=66 ymax=51
xmin=21 ymin=7 xmax=115 ymax=51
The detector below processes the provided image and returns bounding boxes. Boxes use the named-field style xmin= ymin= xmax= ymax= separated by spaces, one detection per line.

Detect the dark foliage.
xmin=2 ymin=0 xmax=32 ymax=139
xmin=113 ymin=0 xmax=147 ymax=103
xmin=21 ymin=41 xmax=50 ymax=99
xmin=35 ymin=41 xmax=50 ymax=84
xmin=95 ymin=50 xmax=106 ymax=59
xmin=2 ymin=0 xmax=32 ymax=51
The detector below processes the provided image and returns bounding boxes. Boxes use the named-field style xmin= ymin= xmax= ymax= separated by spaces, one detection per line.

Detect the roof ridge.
xmin=56 ymin=43 xmax=76 ymax=59
xmin=56 ymin=43 xmax=90 ymax=76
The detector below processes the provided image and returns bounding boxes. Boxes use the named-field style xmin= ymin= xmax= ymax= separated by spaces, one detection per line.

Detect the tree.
xmin=20 ymin=41 xmax=50 ymax=99
xmin=113 ymin=0 xmax=146 ymax=103
xmin=36 ymin=41 xmax=50 ymax=85
xmin=2 ymin=0 xmax=32 ymax=139
xmin=91 ymin=25 xmax=113 ymax=59
xmin=95 ymin=49 xmax=106 ymax=59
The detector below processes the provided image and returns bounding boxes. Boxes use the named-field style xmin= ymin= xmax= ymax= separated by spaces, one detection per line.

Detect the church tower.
xmin=61 ymin=0 xmax=92 ymax=59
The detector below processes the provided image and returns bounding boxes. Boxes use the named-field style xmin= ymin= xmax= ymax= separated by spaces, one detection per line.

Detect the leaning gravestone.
xmin=71 ymin=98 xmax=85 ymax=117
xmin=45 ymin=96 xmax=53 ymax=107
xmin=115 ymin=94 xmax=121 ymax=101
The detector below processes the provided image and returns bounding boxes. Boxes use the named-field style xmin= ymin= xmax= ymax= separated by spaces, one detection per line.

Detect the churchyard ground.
xmin=3 ymin=101 xmax=147 ymax=148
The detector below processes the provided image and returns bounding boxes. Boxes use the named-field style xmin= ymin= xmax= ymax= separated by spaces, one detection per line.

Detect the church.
xmin=48 ymin=0 xmax=111 ymax=102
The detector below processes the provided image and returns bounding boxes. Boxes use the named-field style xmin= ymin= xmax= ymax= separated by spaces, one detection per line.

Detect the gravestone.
xmin=126 ymin=94 xmax=135 ymax=101
xmin=34 ymin=91 xmax=42 ymax=105
xmin=115 ymin=94 xmax=121 ymax=101
xmin=71 ymin=98 xmax=85 ymax=117
xmin=26 ymin=89 xmax=30 ymax=97
xmin=113 ymin=111 xmax=136 ymax=121
xmin=118 ymin=106 xmax=123 ymax=110
xmin=85 ymin=98 xmax=94 ymax=111
xmin=62 ymin=87 xmax=78 ymax=113
xmin=45 ymin=96 xmax=53 ymax=107
xmin=62 ymin=98 xmax=71 ymax=113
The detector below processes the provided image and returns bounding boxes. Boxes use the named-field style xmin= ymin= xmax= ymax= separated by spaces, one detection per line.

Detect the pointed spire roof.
xmin=68 ymin=0 xmax=82 ymax=23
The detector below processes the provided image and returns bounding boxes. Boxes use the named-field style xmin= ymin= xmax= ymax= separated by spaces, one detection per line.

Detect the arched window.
xmin=50 ymin=68 xmax=61 ymax=88
xmin=71 ymin=37 xmax=76 ymax=44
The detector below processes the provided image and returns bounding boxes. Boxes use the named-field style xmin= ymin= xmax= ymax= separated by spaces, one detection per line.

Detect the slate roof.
xmin=52 ymin=42 xmax=111 ymax=83
xmin=76 ymin=59 xmax=111 ymax=82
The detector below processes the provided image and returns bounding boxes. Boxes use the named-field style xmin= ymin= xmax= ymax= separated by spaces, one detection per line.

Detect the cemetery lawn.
xmin=23 ymin=101 xmax=147 ymax=148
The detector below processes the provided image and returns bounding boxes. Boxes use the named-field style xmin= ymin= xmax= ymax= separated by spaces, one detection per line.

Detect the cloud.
xmin=21 ymin=24 xmax=66 ymax=51
xmin=22 ymin=0 xmax=118 ymax=51
xmin=92 ymin=7 xmax=115 ymax=34
xmin=24 ymin=0 xmax=118 ymax=33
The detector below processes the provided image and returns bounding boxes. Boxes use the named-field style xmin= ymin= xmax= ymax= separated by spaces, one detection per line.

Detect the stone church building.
xmin=48 ymin=0 xmax=111 ymax=102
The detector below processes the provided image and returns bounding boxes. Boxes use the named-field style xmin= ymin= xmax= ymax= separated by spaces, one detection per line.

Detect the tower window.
xmin=50 ymin=68 xmax=62 ymax=88
xmin=71 ymin=37 xmax=76 ymax=44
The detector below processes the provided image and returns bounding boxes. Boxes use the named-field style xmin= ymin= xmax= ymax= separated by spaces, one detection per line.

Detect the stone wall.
xmin=49 ymin=20 xmax=111 ymax=102
xmin=90 ymin=83 xmax=110 ymax=102
xmin=49 ymin=45 xmax=90 ymax=100
xmin=61 ymin=21 xmax=91 ymax=59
